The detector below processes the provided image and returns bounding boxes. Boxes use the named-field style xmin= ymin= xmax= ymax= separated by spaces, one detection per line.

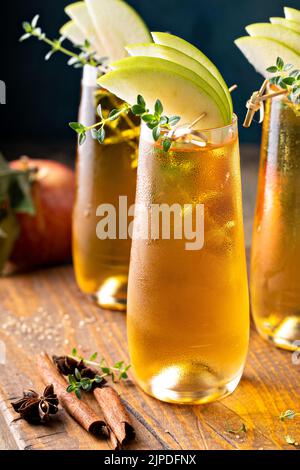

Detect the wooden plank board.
xmin=0 ymin=265 xmax=299 ymax=450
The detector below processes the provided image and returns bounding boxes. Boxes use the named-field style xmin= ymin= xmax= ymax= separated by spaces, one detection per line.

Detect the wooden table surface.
xmin=0 ymin=265 xmax=300 ymax=450
xmin=0 ymin=144 xmax=299 ymax=450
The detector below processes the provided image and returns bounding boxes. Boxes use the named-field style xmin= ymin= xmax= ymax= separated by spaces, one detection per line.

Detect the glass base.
xmin=135 ymin=368 xmax=243 ymax=405
xmin=257 ymin=315 xmax=300 ymax=351
xmin=94 ymin=275 xmax=128 ymax=312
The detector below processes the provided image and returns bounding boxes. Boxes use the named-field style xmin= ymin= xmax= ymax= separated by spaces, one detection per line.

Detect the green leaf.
xmin=284 ymin=63 xmax=293 ymax=71
xmin=276 ymin=57 xmax=284 ymax=70
xmin=131 ymin=104 xmax=146 ymax=116
xmin=137 ymin=95 xmax=146 ymax=108
xmin=68 ymin=374 xmax=77 ymax=386
xmin=159 ymin=116 xmax=169 ymax=125
xmin=163 ymin=138 xmax=172 ymax=152
xmin=290 ymin=69 xmax=300 ymax=78
xmin=154 ymin=99 xmax=163 ymax=116
xmin=168 ymin=116 xmax=181 ymax=127
xmin=142 ymin=113 xmax=156 ymax=123
xmin=71 ymin=348 xmax=77 ymax=356
xmin=69 ymin=122 xmax=85 ymax=133
xmin=282 ymin=77 xmax=295 ymax=85
xmin=279 ymin=80 xmax=288 ymax=90
xmin=79 ymin=132 xmax=87 ymax=145
xmin=89 ymin=352 xmax=98 ymax=361
xmin=97 ymin=104 xmax=103 ymax=118
xmin=31 ymin=15 xmax=39 ymax=28
xmin=22 ymin=22 xmax=32 ymax=33
xmin=285 ymin=435 xmax=298 ymax=446
xmin=19 ymin=33 xmax=31 ymax=42
xmin=74 ymin=368 xmax=81 ymax=380
xmin=114 ymin=361 xmax=124 ymax=370
xmin=83 ymin=382 xmax=93 ymax=391
xmin=280 ymin=410 xmax=296 ymax=421
xmin=94 ymin=375 xmax=103 ymax=383
xmin=101 ymin=367 xmax=110 ymax=374
xmin=75 ymin=388 xmax=81 ymax=399
xmin=97 ymin=127 xmax=105 ymax=144
xmin=66 ymin=385 xmax=74 ymax=393
xmin=266 ymin=66 xmax=278 ymax=73
xmin=108 ymin=108 xmax=121 ymax=121
xmin=152 ymin=126 xmax=161 ymax=142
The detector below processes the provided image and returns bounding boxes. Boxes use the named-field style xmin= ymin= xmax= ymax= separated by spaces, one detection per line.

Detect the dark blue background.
xmin=1 ymin=0 xmax=299 ymax=144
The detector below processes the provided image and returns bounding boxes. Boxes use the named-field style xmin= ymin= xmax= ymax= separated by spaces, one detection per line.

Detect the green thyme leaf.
xmin=169 ymin=116 xmax=181 ymax=126
xmin=276 ymin=56 xmax=284 ymax=70
xmin=163 ymin=138 xmax=172 ymax=152
xmin=282 ymin=77 xmax=295 ymax=86
xmin=152 ymin=126 xmax=161 ymax=141
xmin=69 ymin=122 xmax=85 ymax=133
xmin=131 ymin=104 xmax=146 ymax=116
xmin=137 ymin=94 xmax=146 ymax=108
xmin=266 ymin=66 xmax=278 ymax=73
xmin=154 ymin=99 xmax=163 ymax=116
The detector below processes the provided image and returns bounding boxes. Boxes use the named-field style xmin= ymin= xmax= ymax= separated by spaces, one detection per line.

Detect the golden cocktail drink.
xmin=251 ymin=92 xmax=300 ymax=350
xmin=127 ymin=119 xmax=249 ymax=404
xmin=73 ymin=66 xmax=138 ymax=310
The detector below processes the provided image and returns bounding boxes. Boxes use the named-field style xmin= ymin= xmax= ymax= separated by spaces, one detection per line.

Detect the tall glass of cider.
xmin=127 ymin=118 xmax=249 ymax=404
xmin=251 ymin=90 xmax=300 ymax=350
xmin=73 ymin=65 xmax=138 ymax=311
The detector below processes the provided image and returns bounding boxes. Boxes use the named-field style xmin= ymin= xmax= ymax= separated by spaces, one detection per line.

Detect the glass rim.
xmin=142 ymin=113 xmax=237 ymax=134
xmin=141 ymin=113 xmax=238 ymax=149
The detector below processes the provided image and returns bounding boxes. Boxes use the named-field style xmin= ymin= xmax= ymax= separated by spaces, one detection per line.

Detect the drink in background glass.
xmin=251 ymin=90 xmax=300 ymax=350
xmin=127 ymin=119 xmax=249 ymax=404
xmin=73 ymin=66 xmax=138 ymax=311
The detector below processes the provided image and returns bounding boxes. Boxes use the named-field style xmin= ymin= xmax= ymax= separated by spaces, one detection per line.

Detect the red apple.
xmin=9 ymin=157 xmax=75 ymax=270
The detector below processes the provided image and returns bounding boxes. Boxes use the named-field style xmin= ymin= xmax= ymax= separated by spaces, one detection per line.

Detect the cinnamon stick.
xmin=93 ymin=385 xmax=134 ymax=447
xmin=36 ymin=353 xmax=107 ymax=437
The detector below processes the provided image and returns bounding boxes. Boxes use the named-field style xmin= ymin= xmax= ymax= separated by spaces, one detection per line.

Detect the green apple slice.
xmin=85 ymin=0 xmax=151 ymax=62
xmin=151 ymin=32 xmax=232 ymax=116
xmin=284 ymin=7 xmax=300 ymax=23
xmin=60 ymin=20 xmax=86 ymax=46
xmin=98 ymin=57 xmax=228 ymax=128
xmin=235 ymin=36 xmax=300 ymax=78
xmin=126 ymin=43 xmax=230 ymax=122
xmin=270 ymin=17 xmax=300 ymax=34
xmin=245 ymin=23 xmax=300 ymax=55
xmin=65 ymin=2 xmax=106 ymax=57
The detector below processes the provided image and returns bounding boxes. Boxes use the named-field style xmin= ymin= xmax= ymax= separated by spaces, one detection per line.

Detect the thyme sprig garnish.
xmin=226 ymin=423 xmax=247 ymax=436
xmin=267 ymin=56 xmax=300 ymax=105
xmin=69 ymin=94 xmax=181 ymax=150
xmin=65 ymin=349 xmax=131 ymax=399
xmin=279 ymin=409 xmax=300 ymax=421
xmin=285 ymin=435 xmax=299 ymax=447
xmin=20 ymin=15 xmax=106 ymax=70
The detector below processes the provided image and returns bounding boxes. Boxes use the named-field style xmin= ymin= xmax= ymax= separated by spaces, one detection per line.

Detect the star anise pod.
xmin=11 ymin=384 xmax=59 ymax=423
xmin=53 ymin=355 xmax=105 ymax=382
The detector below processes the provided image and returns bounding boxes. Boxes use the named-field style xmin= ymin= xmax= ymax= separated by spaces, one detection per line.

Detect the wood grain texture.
xmin=0 ymin=265 xmax=299 ymax=451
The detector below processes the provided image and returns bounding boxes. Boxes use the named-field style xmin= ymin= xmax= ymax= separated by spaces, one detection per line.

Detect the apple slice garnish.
xmin=60 ymin=20 xmax=86 ymax=47
xmin=85 ymin=0 xmax=151 ymax=62
xmin=126 ymin=43 xmax=231 ymax=123
xmin=285 ymin=6 xmax=300 ymax=23
xmin=235 ymin=36 xmax=300 ymax=78
xmin=246 ymin=23 xmax=300 ymax=55
xmin=98 ymin=56 xmax=228 ymax=128
xmin=151 ymin=32 xmax=232 ymax=117
xmin=65 ymin=2 xmax=106 ymax=57
xmin=270 ymin=17 xmax=300 ymax=34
